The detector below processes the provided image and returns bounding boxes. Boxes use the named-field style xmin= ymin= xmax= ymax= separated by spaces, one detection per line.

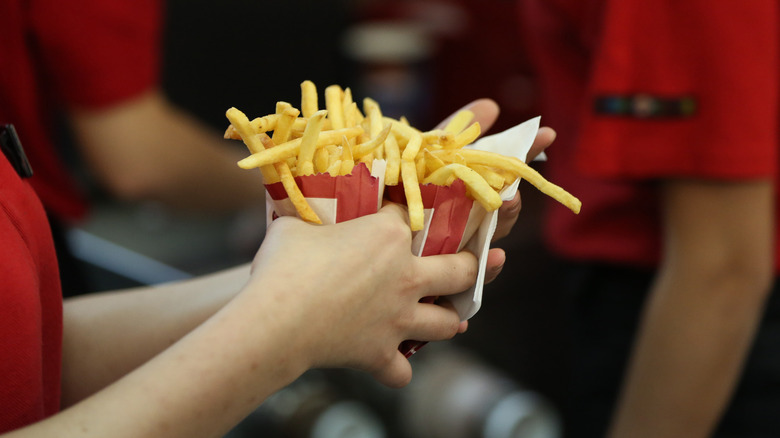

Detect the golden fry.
xmin=385 ymin=117 xmax=418 ymax=147
xmin=401 ymin=131 xmax=423 ymax=162
xmin=339 ymin=135 xmax=355 ymax=175
xmin=301 ymin=80 xmax=318 ymax=118
xmin=225 ymin=107 xmax=280 ymax=183
xmin=237 ymin=126 xmax=363 ymax=169
xmin=470 ymin=164 xmax=507 ymax=191
xmin=297 ymin=110 xmax=328 ymax=176
xmin=431 ymin=149 xmax=582 ymax=214
xmin=325 ymin=85 xmax=345 ymax=130
xmin=225 ymin=114 xmax=330 ymax=140
xmin=423 ymin=163 xmax=502 ymax=211
xmin=326 ymin=159 xmax=342 ymax=176
xmin=277 ymin=161 xmax=322 ymax=224
xmin=422 ymin=129 xmax=454 ymax=147
xmin=424 ymin=149 xmax=446 ymax=175
xmin=401 ymin=160 xmax=425 ymax=231
xmin=447 ymin=122 xmax=481 ymax=149
xmin=363 ymin=97 xmax=381 ymax=120
xmin=273 ymin=107 xmax=300 ymax=144
xmin=258 ymin=134 xmax=322 ymax=224
xmin=342 ymin=87 xmax=354 ymax=126
xmin=443 ymin=109 xmax=474 ymax=134
xmin=353 ymin=123 xmax=391 ymax=159
xmin=314 ymin=146 xmax=330 ymax=174
xmin=276 ymin=101 xmax=293 ymax=114
xmin=384 ymin=134 xmax=401 ymax=186
xmin=416 ymin=153 xmax=426 ymax=181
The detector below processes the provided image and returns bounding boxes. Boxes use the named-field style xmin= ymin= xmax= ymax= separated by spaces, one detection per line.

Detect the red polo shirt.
xmin=520 ymin=0 xmax=779 ymax=268
xmin=0 ymin=153 xmax=63 ymax=433
xmin=0 ymin=0 xmax=161 ymax=431
xmin=0 ymin=0 xmax=162 ymax=222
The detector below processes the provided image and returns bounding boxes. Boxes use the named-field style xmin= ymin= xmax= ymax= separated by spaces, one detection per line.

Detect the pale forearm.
xmin=608 ymin=267 xmax=770 ymax=438
xmin=10 ymin=286 xmax=307 ymax=438
xmin=61 ymin=264 xmax=251 ymax=406
xmin=608 ymin=180 xmax=774 ymax=438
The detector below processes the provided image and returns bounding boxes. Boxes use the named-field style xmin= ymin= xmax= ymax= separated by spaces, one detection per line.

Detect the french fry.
xmin=325 ymin=85 xmax=345 ymax=130
xmin=431 ymin=149 xmax=582 ymax=214
xmin=448 ymin=122 xmax=481 ymax=149
xmin=224 ymin=113 xmax=277 ymax=139
xmin=297 ymin=110 xmax=328 ymax=176
xmin=385 ymin=117 xmax=419 ymax=147
xmin=366 ymin=99 xmax=384 ymax=138
xmin=237 ymin=126 xmax=363 ymax=169
xmin=342 ymin=88 xmax=355 ymax=127
xmin=401 ymin=160 xmax=425 ymax=231
xmin=423 ymin=163 xmax=503 ymax=211
xmin=314 ymin=146 xmax=330 ymax=174
xmin=225 ymin=114 xmax=330 ymax=140
xmin=401 ymin=131 xmax=423 ymax=162
xmin=364 ymin=98 xmax=384 ymax=159
xmin=363 ymin=97 xmax=381 ymax=120
xmin=416 ymin=153 xmax=426 ymax=181
xmin=273 ymin=107 xmax=300 ymax=144
xmin=276 ymin=101 xmax=293 ymax=115
xmin=353 ymin=124 xmax=391 ymax=159
xmin=326 ymin=159 xmax=342 ymax=176
xmin=275 ymin=102 xmax=296 ymax=164
xmin=301 ymin=80 xmax=318 ymax=118
xmin=225 ymin=107 xmax=280 ymax=183
xmin=422 ymin=129 xmax=454 ymax=147
xmin=424 ymin=149 xmax=446 ymax=174
xmin=339 ymin=135 xmax=355 ymax=175
xmin=384 ymin=133 xmax=401 ymax=186
xmin=258 ymin=134 xmax=322 ymax=224
xmin=470 ymin=164 xmax=506 ymax=191
xmin=443 ymin=109 xmax=474 ymax=134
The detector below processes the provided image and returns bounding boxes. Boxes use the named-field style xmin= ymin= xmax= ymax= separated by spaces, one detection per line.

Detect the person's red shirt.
xmin=0 ymin=0 xmax=161 ymax=431
xmin=0 ymin=152 xmax=63 ymax=433
xmin=520 ymin=0 xmax=779 ymax=268
xmin=0 ymin=0 xmax=162 ymax=222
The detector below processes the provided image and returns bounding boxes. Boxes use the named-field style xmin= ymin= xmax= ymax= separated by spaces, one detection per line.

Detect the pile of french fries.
xmin=225 ymin=80 xmax=580 ymax=231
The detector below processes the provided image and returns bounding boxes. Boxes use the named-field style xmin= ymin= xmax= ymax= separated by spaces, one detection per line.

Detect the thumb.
xmin=371 ymin=352 xmax=413 ymax=388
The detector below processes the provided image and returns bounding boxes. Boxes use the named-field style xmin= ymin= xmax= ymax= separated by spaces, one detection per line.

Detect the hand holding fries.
xmin=249 ymin=203 xmax=476 ymax=387
xmin=226 ymin=80 xmax=581 ymax=324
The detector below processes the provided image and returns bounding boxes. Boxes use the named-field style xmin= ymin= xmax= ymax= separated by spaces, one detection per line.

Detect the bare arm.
xmin=7 ymin=205 xmax=475 ymax=438
xmin=608 ymin=179 xmax=774 ymax=437
xmin=60 ymin=264 xmax=251 ymax=406
xmin=68 ymin=90 xmax=265 ymax=212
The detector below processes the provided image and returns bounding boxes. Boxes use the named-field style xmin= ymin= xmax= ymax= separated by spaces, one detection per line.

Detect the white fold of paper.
xmin=446 ymin=116 xmax=540 ymax=320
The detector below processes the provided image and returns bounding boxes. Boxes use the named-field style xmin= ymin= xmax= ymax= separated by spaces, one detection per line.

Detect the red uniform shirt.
xmin=520 ymin=0 xmax=779 ymax=268
xmin=0 ymin=0 xmax=162 ymax=222
xmin=0 ymin=0 xmax=161 ymax=431
xmin=0 ymin=153 xmax=63 ymax=433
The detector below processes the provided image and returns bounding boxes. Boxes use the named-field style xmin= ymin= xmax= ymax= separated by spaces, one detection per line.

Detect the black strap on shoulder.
xmin=0 ymin=124 xmax=33 ymax=178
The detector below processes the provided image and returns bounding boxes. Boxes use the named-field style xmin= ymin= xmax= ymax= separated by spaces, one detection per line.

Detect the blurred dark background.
xmin=76 ymin=1 xmax=572 ymax=436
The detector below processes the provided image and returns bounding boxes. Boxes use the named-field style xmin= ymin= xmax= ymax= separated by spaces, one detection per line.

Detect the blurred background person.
xmin=0 ymin=0 xmax=355 ymax=296
xmin=517 ymin=1 xmax=778 ymax=437
xmin=354 ymin=2 xmax=780 ymax=438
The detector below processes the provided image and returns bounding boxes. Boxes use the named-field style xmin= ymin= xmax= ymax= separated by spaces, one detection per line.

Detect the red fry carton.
xmin=265 ymin=160 xmax=387 ymax=224
xmin=264 ymin=117 xmax=541 ymax=357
